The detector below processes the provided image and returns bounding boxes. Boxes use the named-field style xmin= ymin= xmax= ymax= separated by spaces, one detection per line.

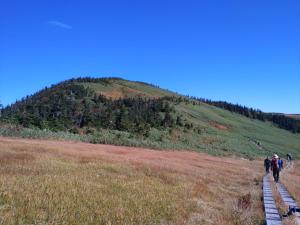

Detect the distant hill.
xmin=1 ymin=77 xmax=300 ymax=158
xmin=268 ymin=113 xmax=300 ymax=120
xmin=285 ymin=114 xmax=300 ymax=120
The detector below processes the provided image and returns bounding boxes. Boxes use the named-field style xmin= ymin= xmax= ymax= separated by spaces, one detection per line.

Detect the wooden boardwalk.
xmin=263 ymin=175 xmax=283 ymax=225
xmin=277 ymin=182 xmax=300 ymax=219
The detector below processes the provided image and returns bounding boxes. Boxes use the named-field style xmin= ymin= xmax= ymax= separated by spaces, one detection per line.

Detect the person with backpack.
xmin=271 ymin=154 xmax=280 ymax=182
xmin=264 ymin=156 xmax=271 ymax=173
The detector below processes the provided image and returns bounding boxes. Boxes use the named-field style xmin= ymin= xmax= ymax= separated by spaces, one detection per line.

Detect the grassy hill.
xmin=1 ymin=77 xmax=299 ymax=158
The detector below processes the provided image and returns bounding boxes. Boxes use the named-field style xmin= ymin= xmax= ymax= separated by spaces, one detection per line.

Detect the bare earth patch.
xmin=210 ymin=122 xmax=230 ymax=131
xmin=99 ymin=86 xmax=150 ymax=99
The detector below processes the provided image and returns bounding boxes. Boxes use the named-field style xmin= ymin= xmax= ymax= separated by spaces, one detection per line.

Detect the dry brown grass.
xmin=280 ymin=161 xmax=300 ymax=225
xmin=99 ymin=86 xmax=151 ymax=100
xmin=281 ymin=161 xmax=300 ymax=203
xmin=269 ymin=175 xmax=289 ymax=224
xmin=0 ymin=137 xmax=265 ymax=225
xmin=267 ymin=162 xmax=300 ymax=225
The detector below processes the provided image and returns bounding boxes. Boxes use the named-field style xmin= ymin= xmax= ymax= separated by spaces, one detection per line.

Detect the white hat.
xmin=274 ymin=154 xmax=279 ymax=159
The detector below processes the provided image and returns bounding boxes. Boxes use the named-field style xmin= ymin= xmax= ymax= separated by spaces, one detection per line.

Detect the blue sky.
xmin=0 ymin=0 xmax=299 ymax=113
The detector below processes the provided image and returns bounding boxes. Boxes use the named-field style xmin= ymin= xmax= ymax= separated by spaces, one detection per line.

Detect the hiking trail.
xmin=263 ymin=175 xmax=282 ymax=225
xmin=263 ymin=167 xmax=300 ymax=225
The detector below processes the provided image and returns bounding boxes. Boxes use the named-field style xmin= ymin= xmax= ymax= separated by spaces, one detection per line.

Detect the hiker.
xmin=278 ymin=157 xmax=283 ymax=171
xmin=271 ymin=154 xmax=280 ymax=182
xmin=286 ymin=153 xmax=292 ymax=167
xmin=287 ymin=153 xmax=292 ymax=161
xmin=264 ymin=156 xmax=271 ymax=173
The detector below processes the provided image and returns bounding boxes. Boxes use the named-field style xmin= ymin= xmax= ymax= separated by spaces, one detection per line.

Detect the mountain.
xmin=1 ymin=77 xmax=300 ymax=158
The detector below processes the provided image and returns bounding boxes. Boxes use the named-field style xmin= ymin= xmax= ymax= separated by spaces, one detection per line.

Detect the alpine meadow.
xmin=0 ymin=77 xmax=300 ymax=224
xmin=1 ymin=0 xmax=300 ymax=224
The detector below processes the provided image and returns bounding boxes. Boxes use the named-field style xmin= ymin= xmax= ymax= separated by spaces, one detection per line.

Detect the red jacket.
xmin=271 ymin=158 xmax=279 ymax=171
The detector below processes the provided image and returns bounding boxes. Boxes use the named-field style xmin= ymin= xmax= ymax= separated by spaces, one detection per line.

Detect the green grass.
xmin=1 ymin=90 xmax=299 ymax=159
xmin=174 ymin=102 xmax=300 ymax=158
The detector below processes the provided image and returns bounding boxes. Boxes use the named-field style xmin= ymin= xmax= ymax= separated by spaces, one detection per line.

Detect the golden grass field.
xmin=280 ymin=161 xmax=300 ymax=225
xmin=0 ymin=137 xmax=298 ymax=225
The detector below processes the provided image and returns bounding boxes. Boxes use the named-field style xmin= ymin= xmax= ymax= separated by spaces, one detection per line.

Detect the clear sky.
xmin=0 ymin=0 xmax=299 ymax=113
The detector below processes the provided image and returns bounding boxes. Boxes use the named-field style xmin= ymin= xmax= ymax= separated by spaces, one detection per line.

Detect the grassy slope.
xmin=176 ymin=103 xmax=300 ymax=158
xmin=1 ymin=78 xmax=299 ymax=158
xmin=85 ymin=80 xmax=300 ymax=156
xmin=79 ymin=79 xmax=300 ymax=158
xmin=79 ymin=79 xmax=176 ymax=99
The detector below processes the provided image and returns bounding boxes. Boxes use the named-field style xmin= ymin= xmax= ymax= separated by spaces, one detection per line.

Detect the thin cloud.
xmin=48 ymin=21 xmax=72 ymax=29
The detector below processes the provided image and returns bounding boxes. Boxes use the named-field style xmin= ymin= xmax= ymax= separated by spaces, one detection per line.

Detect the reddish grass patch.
xmin=210 ymin=122 xmax=230 ymax=131
xmin=0 ymin=152 xmax=35 ymax=165
xmin=0 ymin=136 xmax=265 ymax=224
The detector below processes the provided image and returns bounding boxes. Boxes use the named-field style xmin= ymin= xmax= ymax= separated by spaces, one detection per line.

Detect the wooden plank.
xmin=276 ymin=182 xmax=300 ymax=220
xmin=282 ymin=198 xmax=294 ymax=203
xmin=264 ymin=203 xmax=278 ymax=209
xmin=265 ymin=208 xmax=280 ymax=214
xmin=266 ymin=220 xmax=283 ymax=225
xmin=280 ymin=195 xmax=292 ymax=198
xmin=266 ymin=214 xmax=281 ymax=220
xmin=264 ymin=197 xmax=275 ymax=201
xmin=279 ymin=193 xmax=290 ymax=196
xmin=264 ymin=194 xmax=273 ymax=197
xmin=287 ymin=202 xmax=298 ymax=207
xmin=264 ymin=192 xmax=273 ymax=195
xmin=264 ymin=202 xmax=276 ymax=206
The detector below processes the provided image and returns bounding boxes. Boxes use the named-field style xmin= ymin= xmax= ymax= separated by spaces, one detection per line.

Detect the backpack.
xmin=272 ymin=158 xmax=279 ymax=170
